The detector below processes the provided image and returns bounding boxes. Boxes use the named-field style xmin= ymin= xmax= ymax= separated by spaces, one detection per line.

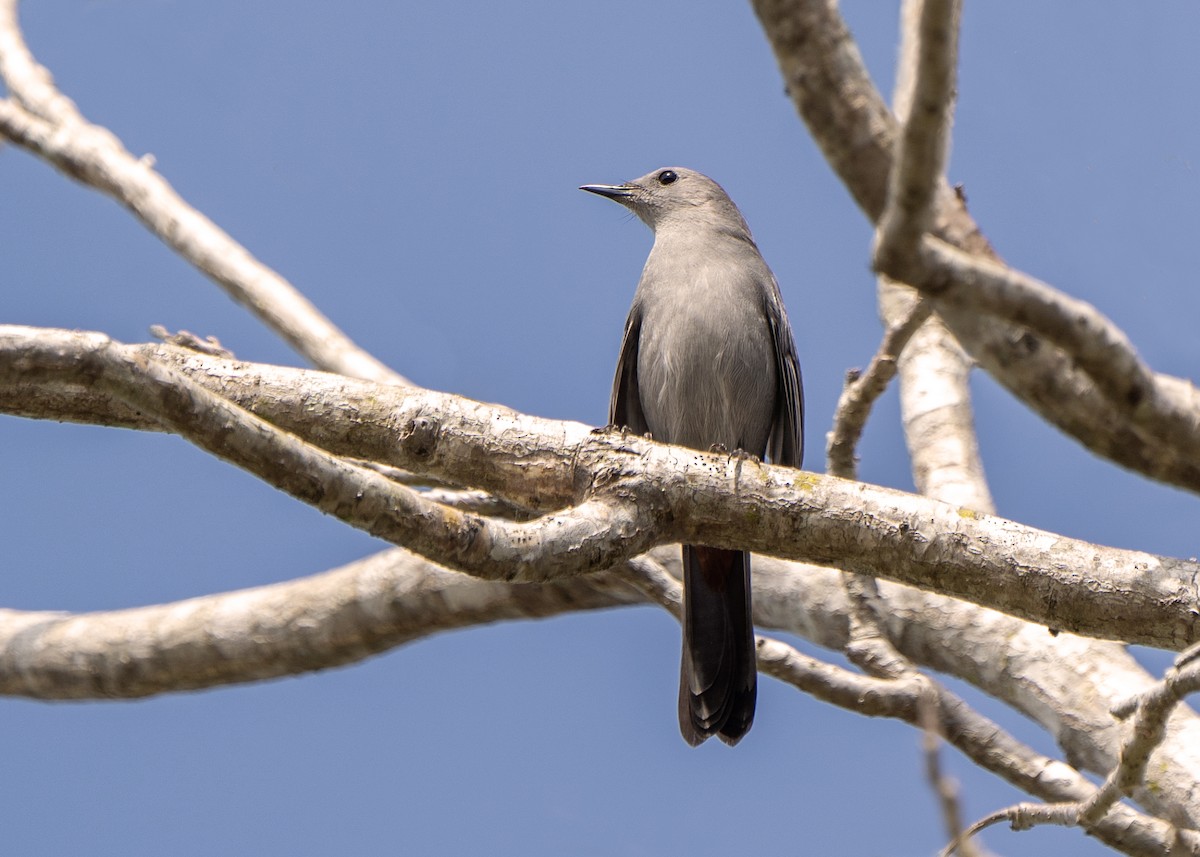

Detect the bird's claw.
xmin=593 ymin=423 xmax=653 ymax=441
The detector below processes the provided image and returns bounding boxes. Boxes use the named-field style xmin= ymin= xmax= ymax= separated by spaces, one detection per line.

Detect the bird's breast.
xmin=634 ymin=268 xmax=777 ymax=454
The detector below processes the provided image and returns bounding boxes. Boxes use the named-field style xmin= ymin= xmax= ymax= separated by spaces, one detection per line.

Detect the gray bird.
xmin=581 ymin=167 xmax=804 ymax=746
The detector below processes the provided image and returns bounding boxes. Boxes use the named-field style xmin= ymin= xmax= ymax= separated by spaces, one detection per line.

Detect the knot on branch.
xmin=400 ymin=416 xmax=440 ymax=460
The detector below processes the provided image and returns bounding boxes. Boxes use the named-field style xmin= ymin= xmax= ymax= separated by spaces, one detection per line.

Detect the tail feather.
xmin=678 ymin=545 xmax=757 ymax=746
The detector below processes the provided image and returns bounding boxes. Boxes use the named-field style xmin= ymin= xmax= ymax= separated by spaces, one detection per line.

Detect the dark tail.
xmin=678 ymin=545 xmax=757 ymax=746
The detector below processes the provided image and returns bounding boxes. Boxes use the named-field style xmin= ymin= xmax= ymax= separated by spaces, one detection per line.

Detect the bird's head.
xmin=580 ymin=167 xmax=748 ymax=235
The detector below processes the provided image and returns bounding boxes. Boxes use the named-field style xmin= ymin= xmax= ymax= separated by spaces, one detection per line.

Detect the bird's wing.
xmin=764 ymin=284 xmax=804 ymax=469
xmin=610 ymin=301 xmax=649 ymax=435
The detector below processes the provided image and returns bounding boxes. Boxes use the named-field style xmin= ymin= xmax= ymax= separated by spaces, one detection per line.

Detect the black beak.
xmin=579 ymin=183 xmax=635 ymax=200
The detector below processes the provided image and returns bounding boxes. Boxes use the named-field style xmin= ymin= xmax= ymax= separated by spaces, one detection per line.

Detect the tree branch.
xmin=898 ymin=237 xmax=1200 ymax=462
xmin=4 ymin=532 xmax=1200 ymax=850
xmin=759 ymin=634 xmax=1198 ymax=857
xmin=619 ymin=554 xmax=1187 ymax=856
xmin=0 ymin=548 xmax=639 ymax=699
xmin=920 ymin=691 xmax=986 ymax=857
xmin=884 ymin=281 xmax=995 ymax=511
xmin=950 ymin=645 xmax=1200 ymax=852
xmin=825 ymin=298 xmax=932 ymax=480
xmin=875 ymin=0 xmax=960 ymax=260
xmin=749 ymin=0 xmax=1200 ymax=495
xmin=4 ymin=324 xmax=1200 ymax=648
xmin=0 ymin=0 xmax=405 ymax=384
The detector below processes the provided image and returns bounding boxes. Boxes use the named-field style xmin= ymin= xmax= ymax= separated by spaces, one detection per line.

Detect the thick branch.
xmin=885 ymin=283 xmax=995 ymax=511
xmin=5 ymin=332 xmax=658 ymax=582
xmin=3 ymin=326 xmax=1200 ymax=650
xmin=896 ymin=238 xmax=1200 ymax=462
xmin=0 ymin=326 xmax=591 ymax=510
xmin=9 ymin=540 xmax=1200 ymax=838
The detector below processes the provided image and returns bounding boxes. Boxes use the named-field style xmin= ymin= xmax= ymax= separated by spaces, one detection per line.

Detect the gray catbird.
xmin=581 ymin=167 xmax=804 ymax=745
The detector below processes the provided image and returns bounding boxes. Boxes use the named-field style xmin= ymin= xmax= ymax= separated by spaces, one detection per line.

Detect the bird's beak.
xmin=580 ymin=183 xmax=635 ymax=200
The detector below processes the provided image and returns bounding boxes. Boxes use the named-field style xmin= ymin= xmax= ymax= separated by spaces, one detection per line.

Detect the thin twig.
xmin=950 ymin=644 xmax=1200 ymax=854
xmin=921 ymin=690 xmax=983 ymax=857
xmin=766 ymin=639 xmax=1197 ymax=856
xmin=826 ymin=299 xmax=933 ymax=479
xmin=614 ymin=558 xmax=1196 ymax=856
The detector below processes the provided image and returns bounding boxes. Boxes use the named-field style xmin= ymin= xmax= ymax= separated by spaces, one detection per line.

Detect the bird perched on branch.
xmin=581 ymin=167 xmax=804 ymax=745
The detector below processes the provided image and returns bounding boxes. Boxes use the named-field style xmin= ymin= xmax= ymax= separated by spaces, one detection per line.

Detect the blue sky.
xmin=4 ymin=3 xmax=1200 ymax=855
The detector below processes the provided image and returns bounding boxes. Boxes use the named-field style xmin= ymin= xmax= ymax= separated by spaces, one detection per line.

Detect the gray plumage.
xmin=581 ymin=167 xmax=804 ymax=746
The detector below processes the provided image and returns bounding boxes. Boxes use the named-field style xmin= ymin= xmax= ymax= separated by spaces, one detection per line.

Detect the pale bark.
xmin=4 ymin=0 xmax=1200 ymax=852
xmin=3 ymin=325 xmax=1198 ymax=650
xmin=750 ymin=0 xmax=1200 ymax=494
xmin=0 ymin=0 xmax=405 ymax=385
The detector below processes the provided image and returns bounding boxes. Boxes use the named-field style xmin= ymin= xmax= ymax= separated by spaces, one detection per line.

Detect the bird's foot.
xmin=708 ymin=443 xmax=761 ymax=463
xmin=593 ymin=424 xmax=653 ymax=441
xmin=716 ymin=446 xmax=762 ymax=486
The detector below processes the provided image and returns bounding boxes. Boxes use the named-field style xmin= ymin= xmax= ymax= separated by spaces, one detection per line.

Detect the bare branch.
xmin=875 ymin=0 xmax=961 ymax=260
xmin=749 ymin=0 xmax=1200 ymax=495
xmin=772 ymin=4 xmax=1200 ymax=825
xmin=10 ymin=534 xmax=1184 ymax=857
xmin=878 ymin=9 xmax=1000 ymax=801
xmin=12 ymin=324 xmax=1200 ymax=836
xmin=4 ymin=325 xmax=1200 ymax=648
xmin=920 ymin=693 xmax=984 ymax=857
xmin=830 ymin=0 xmax=959 ymax=686
xmin=5 ymin=2 xmax=1200 ymax=851
xmin=0 ymin=548 xmax=639 ymax=699
xmin=0 ymin=0 xmax=404 ymax=384
xmin=838 ymin=570 xmax=917 ymax=679
xmin=4 ymin=535 xmax=1197 ymax=853
xmin=825 ymin=298 xmax=932 ymax=480
xmin=826 ymin=293 xmax=932 ymax=681
xmin=882 ymin=10 xmax=996 ymax=829
xmin=884 ymin=284 xmax=996 ymax=511
xmin=943 ymin=807 xmax=1067 ymax=857
xmin=904 ymin=237 xmax=1200 ymax=460
xmin=611 ymin=556 xmax=684 ymax=619
xmin=3 ymin=525 xmax=1198 ymax=851
xmin=621 ymin=555 xmax=1185 ymax=856
xmin=953 ymin=643 xmax=1200 ymax=850
xmin=0 ymin=328 xmax=597 ymax=513
xmin=882 ymin=0 xmax=993 ymax=514
xmin=0 ymin=0 xmax=76 ymax=123
xmin=1107 ymin=644 xmax=1200 ymax=804
xmin=0 ymin=327 xmax=651 ymax=582
xmin=761 ymin=637 xmax=1200 ymax=857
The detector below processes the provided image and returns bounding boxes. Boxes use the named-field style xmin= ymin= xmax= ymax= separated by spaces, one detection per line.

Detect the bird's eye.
xmin=657 ymin=170 xmax=678 ymax=186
